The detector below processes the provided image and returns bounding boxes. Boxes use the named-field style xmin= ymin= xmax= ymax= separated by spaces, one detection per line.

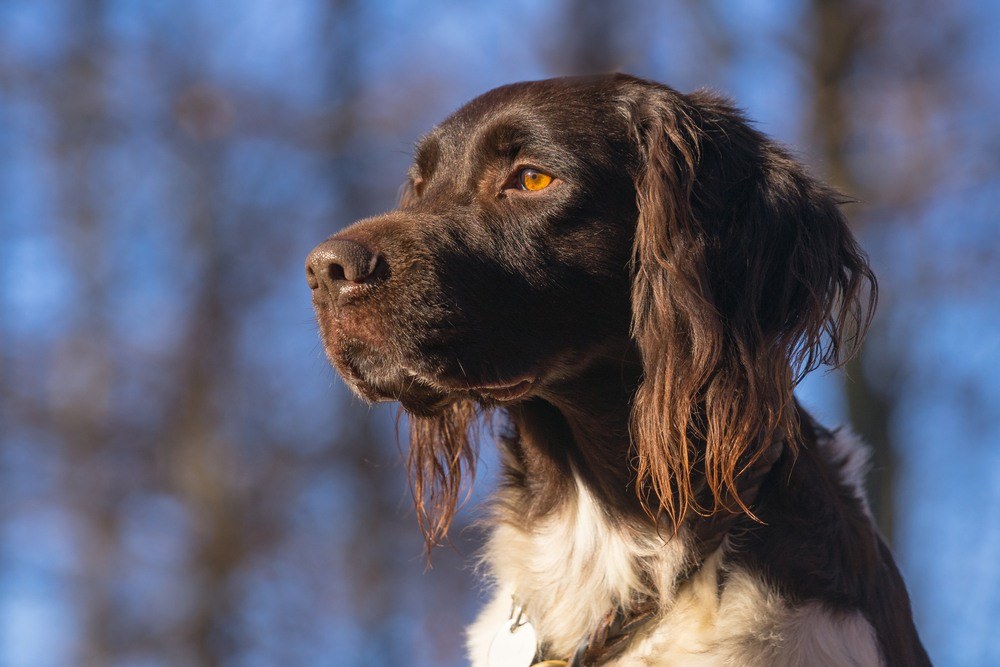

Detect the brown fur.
xmin=306 ymin=74 xmax=928 ymax=665
xmin=629 ymin=88 xmax=876 ymax=526
xmin=406 ymin=400 xmax=480 ymax=546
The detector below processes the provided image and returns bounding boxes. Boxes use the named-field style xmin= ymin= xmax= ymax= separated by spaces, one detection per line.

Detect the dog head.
xmin=307 ymin=74 xmax=875 ymax=542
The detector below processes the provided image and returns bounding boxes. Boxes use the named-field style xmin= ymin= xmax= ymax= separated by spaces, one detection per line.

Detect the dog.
xmin=306 ymin=74 xmax=930 ymax=666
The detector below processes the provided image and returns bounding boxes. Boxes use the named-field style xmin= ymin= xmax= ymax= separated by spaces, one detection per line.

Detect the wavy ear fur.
xmin=628 ymin=84 xmax=876 ymax=527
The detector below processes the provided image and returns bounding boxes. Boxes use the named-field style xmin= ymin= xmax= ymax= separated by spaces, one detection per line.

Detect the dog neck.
xmin=487 ymin=352 xmax=787 ymax=662
xmin=486 ymin=351 xmax=685 ymax=660
xmin=503 ymin=349 xmax=645 ymax=521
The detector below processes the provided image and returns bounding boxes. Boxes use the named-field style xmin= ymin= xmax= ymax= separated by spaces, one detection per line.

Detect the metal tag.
xmin=487 ymin=617 xmax=538 ymax=667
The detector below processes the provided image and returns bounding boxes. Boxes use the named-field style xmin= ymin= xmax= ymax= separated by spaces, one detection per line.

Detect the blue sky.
xmin=2 ymin=1 xmax=999 ymax=665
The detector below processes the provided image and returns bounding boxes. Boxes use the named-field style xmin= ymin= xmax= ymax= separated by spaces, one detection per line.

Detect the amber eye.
xmin=518 ymin=168 xmax=553 ymax=191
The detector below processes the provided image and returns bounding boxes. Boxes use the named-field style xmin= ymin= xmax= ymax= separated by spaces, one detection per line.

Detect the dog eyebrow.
xmin=470 ymin=121 xmax=566 ymax=181
xmin=478 ymin=122 xmax=533 ymax=159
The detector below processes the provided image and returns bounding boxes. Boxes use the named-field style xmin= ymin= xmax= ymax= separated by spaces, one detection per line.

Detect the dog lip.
xmin=469 ymin=377 xmax=535 ymax=401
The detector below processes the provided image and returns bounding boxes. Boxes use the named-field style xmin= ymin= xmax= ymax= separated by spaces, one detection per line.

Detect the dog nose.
xmin=306 ymin=238 xmax=382 ymax=297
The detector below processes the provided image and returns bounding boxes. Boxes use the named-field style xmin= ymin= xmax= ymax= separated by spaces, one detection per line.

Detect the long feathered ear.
xmin=628 ymin=85 xmax=876 ymax=527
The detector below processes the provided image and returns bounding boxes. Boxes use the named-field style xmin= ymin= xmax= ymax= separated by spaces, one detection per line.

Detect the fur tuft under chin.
xmin=405 ymin=400 xmax=482 ymax=550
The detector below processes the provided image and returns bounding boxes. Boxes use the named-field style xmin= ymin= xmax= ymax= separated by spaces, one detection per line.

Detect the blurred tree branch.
xmin=806 ymin=0 xmax=898 ymax=540
xmin=48 ymin=1 xmax=118 ymax=663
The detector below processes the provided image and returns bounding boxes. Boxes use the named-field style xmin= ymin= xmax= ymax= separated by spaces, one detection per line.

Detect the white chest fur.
xmin=466 ymin=473 xmax=883 ymax=666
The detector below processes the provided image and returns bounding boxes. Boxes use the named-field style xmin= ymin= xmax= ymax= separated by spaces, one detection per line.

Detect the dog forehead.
xmin=414 ymin=75 xmax=638 ymax=175
xmin=445 ymin=75 xmax=632 ymax=131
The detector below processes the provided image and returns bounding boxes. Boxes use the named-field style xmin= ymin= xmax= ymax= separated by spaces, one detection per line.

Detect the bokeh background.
xmin=2 ymin=1 xmax=999 ymax=665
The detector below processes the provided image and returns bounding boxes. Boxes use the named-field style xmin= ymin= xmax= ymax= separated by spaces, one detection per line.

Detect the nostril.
xmin=368 ymin=254 xmax=388 ymax=283
xmin=327 ymin=262 xmax=346 ymax=283
xmin=306 ymin=264 xmax=320 ymax=290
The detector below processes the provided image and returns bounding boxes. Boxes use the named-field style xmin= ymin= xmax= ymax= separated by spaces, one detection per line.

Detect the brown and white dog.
xmin=306 ymin=74 xmax=930 ymax=666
